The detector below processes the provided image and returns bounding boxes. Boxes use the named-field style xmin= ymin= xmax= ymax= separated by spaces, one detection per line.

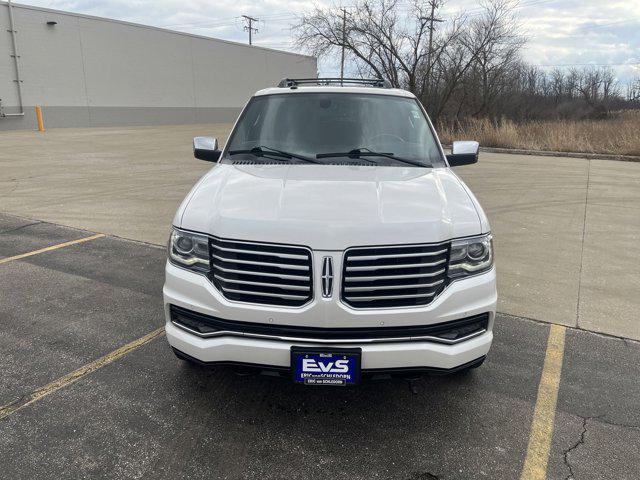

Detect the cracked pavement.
xmin=562 ymin=415 xmax=590 ymax=480
xmin=547 ymin=328 xmax=640 ymax=480
xmin=558 ymin=416 xmax=640 ymax=480
xmin=0 ymin=214 xmax=639 ymax=479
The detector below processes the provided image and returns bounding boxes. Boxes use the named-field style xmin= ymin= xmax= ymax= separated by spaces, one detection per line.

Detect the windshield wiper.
xmin=228 ymin=146 xmax=321 ymax=164
xmin=316 ymin=148 xmax=428 ymax=168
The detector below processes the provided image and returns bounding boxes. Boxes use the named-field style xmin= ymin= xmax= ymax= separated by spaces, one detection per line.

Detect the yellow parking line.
xmin=0 ymin=233 xmax=105 ymax=265
xmin=520 ymin=324 xmax=567 ymax=480
xmin=0 ymin=327 xmax=165 ymax=421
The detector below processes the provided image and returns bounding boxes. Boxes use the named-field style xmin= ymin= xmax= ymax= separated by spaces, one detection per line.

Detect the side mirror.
xmin=446 ymin=141 xmax=479 ymax=167
xmin=193 ymin=137 xmax=221 ymax=162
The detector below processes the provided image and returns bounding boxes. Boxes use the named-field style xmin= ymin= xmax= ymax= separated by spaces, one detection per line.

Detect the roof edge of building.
xmin=0 ymin=1 xmax=316 ymax=61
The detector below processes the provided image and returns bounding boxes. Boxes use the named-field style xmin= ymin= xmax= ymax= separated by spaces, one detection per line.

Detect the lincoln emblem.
xmin=321 ymin=256 xmax=334 ymax=298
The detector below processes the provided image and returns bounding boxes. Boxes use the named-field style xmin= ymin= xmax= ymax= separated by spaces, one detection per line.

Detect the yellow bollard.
xmin=35 ymin=105 xmax=45 ymax=132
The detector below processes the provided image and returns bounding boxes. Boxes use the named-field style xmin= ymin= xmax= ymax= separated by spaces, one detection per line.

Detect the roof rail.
xmin=277 ymin=77 xmax=392 ymax=88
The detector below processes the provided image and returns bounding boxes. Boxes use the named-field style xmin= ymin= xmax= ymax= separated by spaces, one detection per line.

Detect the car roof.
xmin=254 ymin=86 xmax=416 ymax=98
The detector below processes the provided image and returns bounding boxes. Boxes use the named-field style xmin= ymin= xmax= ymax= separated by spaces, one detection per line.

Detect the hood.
xmin=177 ymin=164 xmax=483 ymax=250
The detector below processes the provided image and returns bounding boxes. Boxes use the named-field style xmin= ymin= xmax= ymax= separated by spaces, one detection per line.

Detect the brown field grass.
xmin=439 ymin=110 xmax=640 ymax=156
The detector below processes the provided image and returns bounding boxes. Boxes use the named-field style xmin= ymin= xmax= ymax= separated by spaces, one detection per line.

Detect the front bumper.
xmin=166 ymin=320 xmax=492 ymax=370
xmin=163 ymin=261 xmax=497 ymax=371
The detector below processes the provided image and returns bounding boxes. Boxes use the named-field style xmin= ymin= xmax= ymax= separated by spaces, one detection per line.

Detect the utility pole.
xmin=242 ymin=15 xmax=258 ymax=45
xmin=421 ymin=1 xmax=443 ymax=94
xmin=423 ymin=1 xmax=443 ymax=70
xmin=340 ymin=8 xmax=347 ymax=84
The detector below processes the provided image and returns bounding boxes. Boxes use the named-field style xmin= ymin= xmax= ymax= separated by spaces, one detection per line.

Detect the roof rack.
xmin=277 ymin=77 xmax=392 ymax=88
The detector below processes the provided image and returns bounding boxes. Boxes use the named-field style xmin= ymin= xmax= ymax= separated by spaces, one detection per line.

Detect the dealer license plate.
xmin=291 ymin=347 xmax=361 ymax=386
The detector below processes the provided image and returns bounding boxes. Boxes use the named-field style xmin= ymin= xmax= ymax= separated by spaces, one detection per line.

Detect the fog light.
xmin=171 ymin=309 xmax=219 ymax=335
xmin=435 ymin=321 xmax=485 ymax=340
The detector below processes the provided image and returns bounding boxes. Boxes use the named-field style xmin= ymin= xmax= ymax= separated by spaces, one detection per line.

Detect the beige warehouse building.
xmin=0 ymin=1 xmax=317 ymax=130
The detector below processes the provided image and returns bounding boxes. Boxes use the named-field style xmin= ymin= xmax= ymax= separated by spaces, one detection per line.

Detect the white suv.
xmin=163 ymin=78 xmax=496 ymax=386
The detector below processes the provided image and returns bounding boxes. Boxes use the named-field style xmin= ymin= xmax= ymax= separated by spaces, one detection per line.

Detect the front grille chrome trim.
xmin=343 ymin=269 xmax=446 ymax=282
xmin=172 ymin=320 xmax=487 ymax=345
xmin=348 ymin=249 xmax=448 ymax=261
xmin=170 ymin=305 xmax=490 ymax=345
xmin=344 ymin=279 xmax=444 ymax=292
xmin=210 ymin=237 xmax=313 ymax=307
xmin=211 ymin=254 xmax=310 ymax=271
xmin=214 ymin=265 xmax=309 ymax=281
xmin=344 ymin=291 xmax=437 ymax=302
xmin=220 ymin=287 xmax=309 ymax=301
xmin=341 ymin=242 xmax=450 ymax=309
xmin=213 ymin=274 xmax=311 ymax=291
xmin=211 ymin=244 xmax=308 ymax=260
xmin=345 ymin=259 xmax=446 ymax=272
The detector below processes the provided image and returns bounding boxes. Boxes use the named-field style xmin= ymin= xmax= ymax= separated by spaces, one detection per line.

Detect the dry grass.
xmin=439 ymin=110 xmax=640 ymax=156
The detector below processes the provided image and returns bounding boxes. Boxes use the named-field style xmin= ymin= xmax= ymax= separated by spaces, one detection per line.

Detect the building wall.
xmin=0 ymin=2 xmax=317 ymax=130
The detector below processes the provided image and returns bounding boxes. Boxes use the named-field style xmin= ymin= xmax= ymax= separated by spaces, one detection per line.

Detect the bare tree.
xmin=575 ymin=67 xmax=619 ymax=116
xmin=628 ymin=77 xmax=640 ymax=103
xmin=550 ymin=68 xmax=565 ymax=104
xmin=295 ymin=0 xmax=444 ymax=91
xmin=295 ymin=0 xmax=636 ymax=124
xmin=296 ymin=0 xmax=524 ymax=125
xmin=459 ymin=2 xmax=526 ymax=118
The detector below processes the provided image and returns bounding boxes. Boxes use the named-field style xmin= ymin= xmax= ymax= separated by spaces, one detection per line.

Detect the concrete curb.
xmin=479 ymin=146 xmax=640 ymax=162
xmin=443 ymin=145 xmax=640 ymax=162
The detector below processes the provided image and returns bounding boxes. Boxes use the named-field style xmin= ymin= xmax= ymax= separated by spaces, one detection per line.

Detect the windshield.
xmin=224 ymin=93 xmax=444 ymax=167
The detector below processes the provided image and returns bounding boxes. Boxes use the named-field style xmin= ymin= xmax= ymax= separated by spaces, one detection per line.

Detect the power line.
xmin=576 ymin=18 xmax=640 ymax=30
xmin=535 ymin=62 xmax=640 ymax=67
xmin=160 ymin=16 xmax=241 ymax=28
xmin=154 ymin=3 xmax=639 ymax=71
xmin=445 ymin=0 xmax=557 ymax=17
xmin=529 ymin=17 xmax=640 ymax=39
xmin=177 ymin=23 xmax=240 ymax=31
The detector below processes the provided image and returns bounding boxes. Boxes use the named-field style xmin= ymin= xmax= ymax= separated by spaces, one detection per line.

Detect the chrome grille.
xmin=341 ymin=243 xmax=449 ymax=308
xmin=210 ymin=238 xmax=313 ymax=307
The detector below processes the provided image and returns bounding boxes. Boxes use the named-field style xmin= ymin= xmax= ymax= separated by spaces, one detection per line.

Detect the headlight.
xmin=168 ymin=228 xmax=210 ymax=273
xmin=448 ymin=234 xmax=493 ymax=278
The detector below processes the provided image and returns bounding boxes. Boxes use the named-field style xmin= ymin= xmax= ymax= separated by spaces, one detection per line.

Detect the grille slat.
xmin=344 ymin=292 xmax=437 ymax=302
xmin=344 ymin=279 xmax=444 ymax=292
xmin=214 ymin=265 xmax=309 ymax=281
xmin=211 ymin=254 xmax=310 ymax=271
xmin=212 ymin=244 xmax=308 ymax=260
xmin=221 ymin=288 xmax=309 ymax=301
xmin=344 ymin=268 xmax=446 ymax=282
xmin=345 ymin=259 xmax=446 ymax=272
xmin=342 ymin=243 xmax=449 ymax=308
xmin=349 ymin=249 xmax=447 ymax=261
xmin=213 ymin=274 xmax=311 ymax=291
xmin=210 ymin=238 xmax=313 ymax=307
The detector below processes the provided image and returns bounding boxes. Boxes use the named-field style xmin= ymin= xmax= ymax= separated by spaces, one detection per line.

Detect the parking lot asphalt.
xmin=1 ymin=125 xmax=639 ymax=341
xmin=1 ymin=213 xmax=638 ymax=480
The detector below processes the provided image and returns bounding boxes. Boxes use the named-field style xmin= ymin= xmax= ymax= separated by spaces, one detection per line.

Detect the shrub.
xmin=439 ymin=111 xmax=640 ymax=156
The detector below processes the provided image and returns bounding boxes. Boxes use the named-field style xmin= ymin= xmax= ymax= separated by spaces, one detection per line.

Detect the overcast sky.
xmin=16 ymin=0 xmax=640 ymax=82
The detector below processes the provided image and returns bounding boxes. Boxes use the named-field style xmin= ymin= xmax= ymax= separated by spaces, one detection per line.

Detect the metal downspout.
xmin=3 ymin=0 xmax=25 ymax=117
